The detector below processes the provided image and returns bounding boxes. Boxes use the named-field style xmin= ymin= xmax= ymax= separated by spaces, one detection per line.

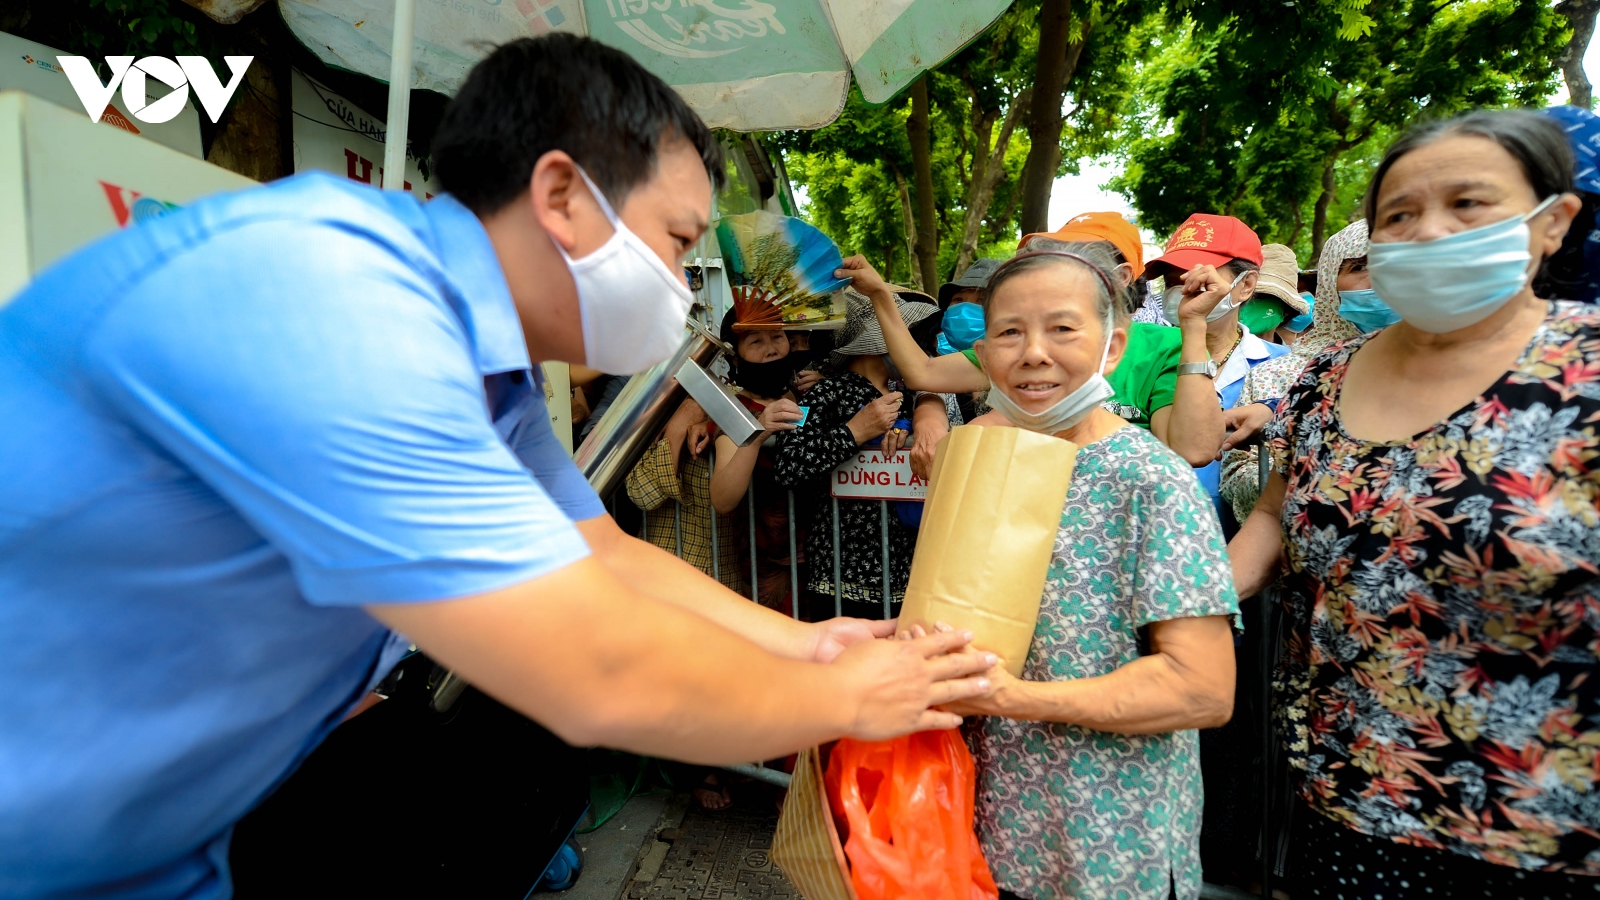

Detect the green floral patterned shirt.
xmin=973 ymin=426 xmax=1239 ymax=900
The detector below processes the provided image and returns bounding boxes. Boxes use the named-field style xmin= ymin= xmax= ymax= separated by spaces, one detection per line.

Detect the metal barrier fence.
xmin=616 ymin=449 xmax=907 ymax=789
xmin=625 ymin=455 xmax=902 ymax=624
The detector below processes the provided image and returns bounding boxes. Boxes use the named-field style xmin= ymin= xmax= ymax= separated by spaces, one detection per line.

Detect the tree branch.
xmin=955 ymin=85 xmax=1032 ymax=277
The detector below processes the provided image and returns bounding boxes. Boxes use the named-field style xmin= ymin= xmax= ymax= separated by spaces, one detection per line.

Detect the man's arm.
xmin=515 ymin=373 xmax=890 ymax=662
xmin=369 ymin=558 xmax=994 ymax=764
xmin=1150 ymin=320 xmax=1226 ymax=466
xmin=83 ymin=223 xmax=981 ymax=764
xmin=579 ymin=516 xmax=905 ymax=664
xmin=1149 ymin=282 xmax=1227 ymax=466
xmin=576 ymin=514 xmax=834 ymax=659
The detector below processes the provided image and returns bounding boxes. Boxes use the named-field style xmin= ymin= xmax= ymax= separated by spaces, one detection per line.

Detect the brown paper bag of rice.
xmin=898 ymin=425 xmax=1078 ymax=676
xmin=771 ymin=746 xmax=858 ymax=900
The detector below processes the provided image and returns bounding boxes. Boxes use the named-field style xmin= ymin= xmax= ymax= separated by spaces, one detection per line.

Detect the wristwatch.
xmin=1176 ymin=361 xmax=1219 ymax=379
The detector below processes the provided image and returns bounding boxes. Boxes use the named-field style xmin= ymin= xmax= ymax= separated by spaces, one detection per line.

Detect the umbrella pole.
xmin=383 ymin=0 xmax=417 ymax=191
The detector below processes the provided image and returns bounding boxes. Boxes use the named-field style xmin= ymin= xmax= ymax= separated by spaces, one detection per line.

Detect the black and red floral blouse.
xmin=1267 ymin=301 xmax=1600 ymax=874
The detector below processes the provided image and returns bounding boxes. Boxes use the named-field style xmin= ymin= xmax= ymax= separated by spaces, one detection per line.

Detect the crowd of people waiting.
xmin=568 ymin=105 xmax=1600 ymax=900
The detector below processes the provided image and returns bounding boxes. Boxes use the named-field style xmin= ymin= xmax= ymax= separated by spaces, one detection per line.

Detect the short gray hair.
xmin=984 ymin=238 xmax=1129 ymax=329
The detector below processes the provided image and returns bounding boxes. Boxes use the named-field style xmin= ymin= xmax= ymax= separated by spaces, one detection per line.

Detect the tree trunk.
xmin=1559 ymin=0 xmax=1600 ymax=109
xmin=204 ymin=17 xmax=294 ymax=180
xmin=907 ymin=76 xmax=940 ymax=292
xmin=893 ymin=167 xmax=921 ymax=289
xmin=956 ymin=108 xmax=998 ymax=279
xmin=1017 ymin=0 xmax=1084 ymax=236
xmin=956 ymin=87 xmax=1031 ymax=278
xmin=1309 ymin=153 xmax=1338 ymax=265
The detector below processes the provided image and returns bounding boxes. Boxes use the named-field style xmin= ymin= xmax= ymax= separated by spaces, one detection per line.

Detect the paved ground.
xmin=532 ymin=792 xmax=670 ymax=900
xmin=625 ymin=801 xmax=798 ymax=900
xmin=542 ymin=786 xmax=1261 ymax=900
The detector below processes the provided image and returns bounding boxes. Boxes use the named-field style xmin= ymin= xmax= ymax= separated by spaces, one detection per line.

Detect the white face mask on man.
xmin=556 ymin=166 xmax=695 ymax=375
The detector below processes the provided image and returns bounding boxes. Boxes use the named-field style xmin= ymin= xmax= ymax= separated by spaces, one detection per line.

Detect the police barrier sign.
xmin=831 ymin=449 xmax=928 ymax=501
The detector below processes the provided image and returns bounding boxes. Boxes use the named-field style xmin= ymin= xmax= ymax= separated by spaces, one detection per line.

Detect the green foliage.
xmin=84 ymin=0 xmax=205 ymax=56
xmin=746 ymin=0 xmax=1563 ymax=283
xmin=775 ymin=0 xmax=1567 ymax=274
xmin=1111 ymin=0 xmax=1566 ymax=262
xmin=1333 ymin=0 xmax=1378 ymax=39
xmin=73 ymin=0 xmax=216 ymax=58
xmin=784 ymin=135 xmax=921 ymax=284
xmin=1056 ymin=0 xmax=1162 ymax=170
xmin=774 ymin=1 xmax=1152 ymax=286
xmin=3 ymin=0 xmax=235 ymax=79
xmin=770 ymin=0 xmax=1174 ymax=284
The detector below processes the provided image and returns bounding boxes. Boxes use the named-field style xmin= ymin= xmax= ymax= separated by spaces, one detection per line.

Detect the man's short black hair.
xmin=433 ymin=33 xmax=724 ymax=215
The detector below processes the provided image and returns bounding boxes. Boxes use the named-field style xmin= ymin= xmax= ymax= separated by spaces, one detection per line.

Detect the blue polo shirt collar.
xmin=425 ymin=193 xmax=530 ymax=376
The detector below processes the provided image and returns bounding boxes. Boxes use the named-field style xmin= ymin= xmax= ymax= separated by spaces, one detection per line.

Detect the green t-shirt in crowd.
xmin=959 ymin=322 xmax=1180 ymax=430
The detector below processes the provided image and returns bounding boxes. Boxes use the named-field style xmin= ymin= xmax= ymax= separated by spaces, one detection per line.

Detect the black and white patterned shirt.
xmin=773 ymin=371 xmax=917 ymax=612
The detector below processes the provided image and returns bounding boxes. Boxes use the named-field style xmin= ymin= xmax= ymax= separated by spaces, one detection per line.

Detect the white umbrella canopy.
xmin=274 ymin=0 xmax=1014 ymax=131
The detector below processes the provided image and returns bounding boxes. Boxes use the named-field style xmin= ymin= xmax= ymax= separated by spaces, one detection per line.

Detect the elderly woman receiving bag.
xmin=844 ymin=242 xmax=1241 ymax=900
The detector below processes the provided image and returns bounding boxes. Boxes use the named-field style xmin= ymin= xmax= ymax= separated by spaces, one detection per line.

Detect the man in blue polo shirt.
xmin=0 ymin=35 xmax=993 ymax=900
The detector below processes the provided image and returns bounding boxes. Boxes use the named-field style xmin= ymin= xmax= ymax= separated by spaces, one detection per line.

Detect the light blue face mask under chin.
xmin=985 ymin=311 xmax=1116 ymax=435
xmin=1367 ymin=195 xmax=1557 ymax=334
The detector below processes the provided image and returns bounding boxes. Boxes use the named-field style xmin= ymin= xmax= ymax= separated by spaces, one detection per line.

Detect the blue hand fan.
xmin=715 ymin=211 xmax=851 ymax=330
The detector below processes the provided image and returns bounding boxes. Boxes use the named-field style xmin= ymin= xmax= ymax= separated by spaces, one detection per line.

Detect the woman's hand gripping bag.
xmin=897 ymin=425 xmax=1078 ymax=675
xmin=824 ymin=730 xmax=998 ymax=900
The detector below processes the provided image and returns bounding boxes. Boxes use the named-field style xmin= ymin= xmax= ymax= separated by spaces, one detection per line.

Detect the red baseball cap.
xmin=1146 ymin=213 xmax=1263 ymax=276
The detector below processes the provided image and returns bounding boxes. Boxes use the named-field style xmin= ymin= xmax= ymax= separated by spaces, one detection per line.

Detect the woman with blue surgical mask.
xmin=1230 ymin=110 xmax=1600 ymax=900
xmin=1322 ymin=247 xmax=1401 ymax=334
xmin=937 ymin=300 xmax=986 ymax=356
xmin=1330 ymin=262 xmax=1398 ymax=333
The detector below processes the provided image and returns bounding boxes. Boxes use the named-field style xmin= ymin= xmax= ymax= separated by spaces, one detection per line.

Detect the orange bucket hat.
xmin=1021 ymin=211 xmax=1145 ymax=278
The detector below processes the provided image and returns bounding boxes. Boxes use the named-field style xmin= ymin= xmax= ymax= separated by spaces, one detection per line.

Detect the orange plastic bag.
xmin=824 ymin=730 xmax=998 ymax=900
